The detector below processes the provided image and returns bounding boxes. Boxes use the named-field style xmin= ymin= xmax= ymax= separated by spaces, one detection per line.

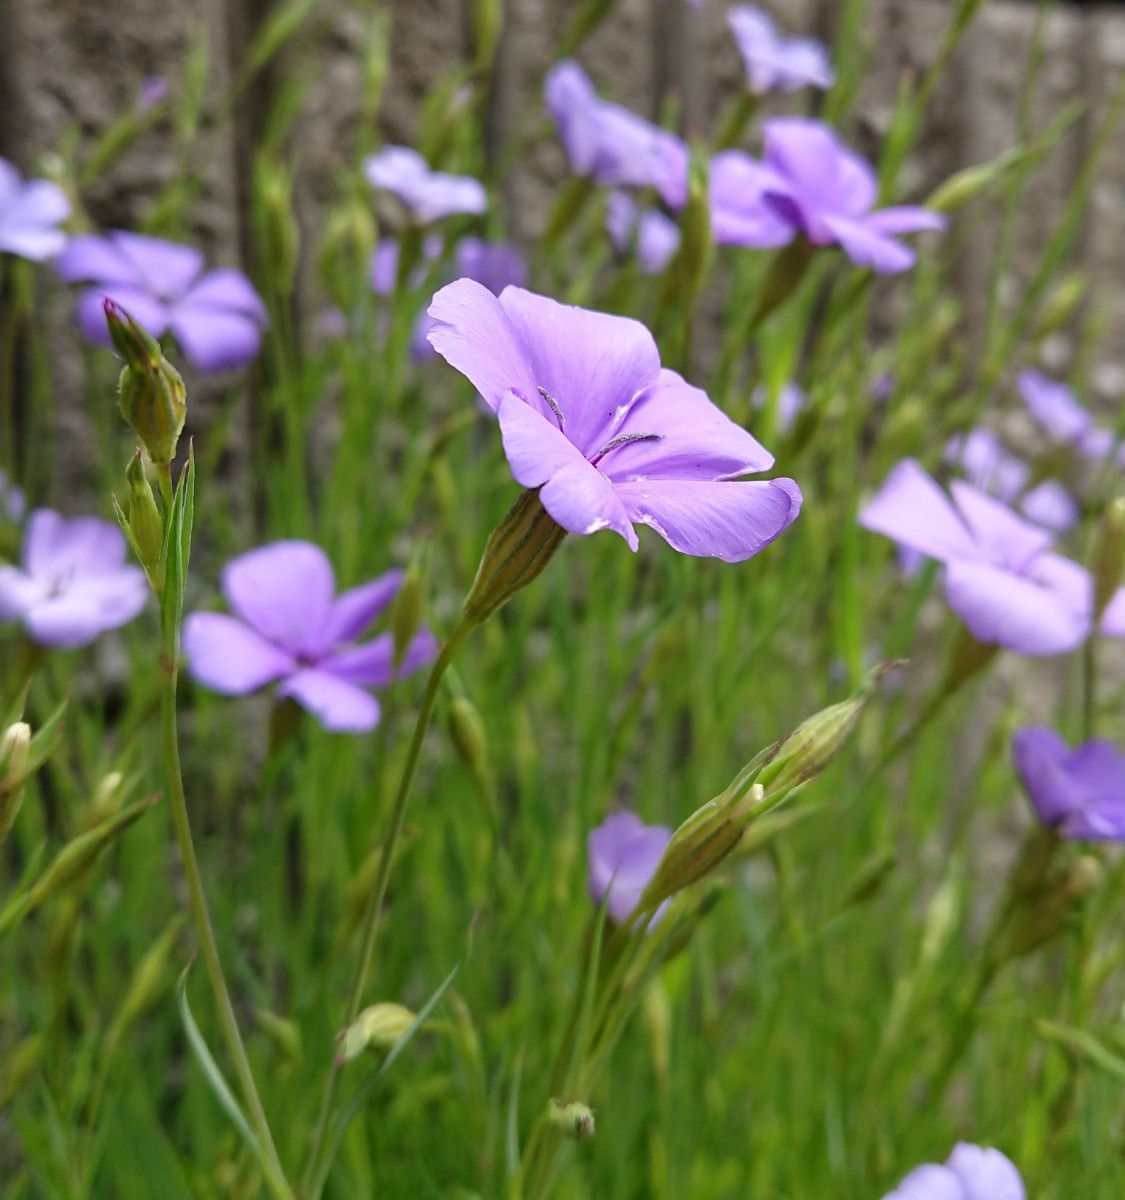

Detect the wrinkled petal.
xmin=321 ymin=570 xmax=404 ymax=648
xmin=276 ymin=668 xmax=380 ymax=733
xmin=426 ymin=279 xmax=541 ymax=415
xmin=946 ymin=1142 xmax=1026 ymax=1200
xmin=859 ymin=459 xmax=977 ymax=564
xmin=76 ymin=285 xmax=171 ymax=344
xmin=615 ymin=477 xmax=800 ymax=562
xmin=496 ymin=389 xmax=590 ymax=488
xmin=221 ymin=541 xmax=336 ymax=657
xmin=500 ymin=286 xmax=661 ymax=456
xmin=604 ymin=369 xmax=775 ymax=482
xmin=171 ymin=305 xmax=263 ymax=371
xmin=944 ymin=558 xmax=1089 ymax=655
xmin=325 ymin=628 xmax=438 ymax=688
xmin=182 ymin=613 xmax=295 ymax=693
xmin=540 ymin=460 xmax=638 ymax=549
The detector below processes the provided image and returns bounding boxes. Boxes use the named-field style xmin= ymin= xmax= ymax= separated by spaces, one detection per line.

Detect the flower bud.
xmin=1032 ymin=272 xmax=1087 ymax=342
xmin=390 ymin=551 xmax=428 ymax=670
xmin=254 ymin=155 xmax=299 ymax=299
xmin=547 ymin=1098 xmax=595 ymax=1141
xmin=124 ymin=449 xmax=165 ymax=589
xmin=462 ymin=489 xmax=568 ymax=626
xmin=106 ymin=299 xmax=187 ymax=466
xmin=1093 ymin=497 xmax=1125 ymax=621
xmin=337 ymin=1002 xmax=416 ymax=1065
xmin=0 ymin=722 xmax=32 ymax=840
xmin=106 ymin=915 xmax=184 ymax=1051
xmin=448 ymin=695 xmax=489 ymax=782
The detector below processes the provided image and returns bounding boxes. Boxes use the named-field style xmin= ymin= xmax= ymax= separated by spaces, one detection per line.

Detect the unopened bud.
xmin=462 ymin=489 xmax=567 ymax=625
xmin=1032 ymin=272 xmax=1087 ymax=342
xmin=359 ymin=8 xmax=391 ymax=121
xmin=107 ymin=916 xmax=184 ymax=1050
xmin=79 ymin=770 xmax=127 ymax=834
xmin=390 ymin=553 xmax=428 ymax=669
xmin=448 ymin=696 xmax=488 ymax=781
xmin=471 ymin=0 xmax=503 ymax=71
xmin=106 ymin=299 xmax=187 ymax=466
xmin=124 ymin=450 xmax=164 ymax=589
xmin=255 ymin=155 xmax=299 ymax=298
xmin=338 ymin=1002 xmax=416 ymax=1064
xmin=927 ymin=156 xmax=1017 ymax=214
xmin=0 ymin=722 xmax=32 ymax=839
xmin=1094 ymin=497 xmax=1125 ymax=621
xmin=547 ymin=1098 xmax=595 ymax=1141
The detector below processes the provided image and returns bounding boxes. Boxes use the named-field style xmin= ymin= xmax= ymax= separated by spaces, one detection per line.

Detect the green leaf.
xmin=1036 ymin=1019 xmax=1125 ymax=1085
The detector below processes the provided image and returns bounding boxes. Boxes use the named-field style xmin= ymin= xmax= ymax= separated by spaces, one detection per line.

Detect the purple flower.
xmin=0 ymin=469 xmax=26 ymax=524
xmin=139 ymin=76 xmax=169 ymax=111
xmin=363 ymin=146 xmax=487 ymax=225
xmin=1019 ymin=480 xmax=1079 ymax=534
xmin=605 ymin=192 xmax=681 ymax=274
xmin=0 ymin=158 xmax=70 ymax=262
xmin=183 ymin=542 xmax=438 ymax=734
xmin=859 ymin=458 xmax=1112 ymax=654
xmin=882 ymin=1142 xmax=1024 ymax=1200
xmin=758 ymin=118 xmax=945 ymax=273
xmin=1013 ymin=727 xmax=1125 ymax=840
xmin=727 ymin=6 xmax=835 ymax=95
xmin=0 ymin=509 xmax=147 ymax=648
xmin=709 ymin=150 xmax=794 ymax=249
xmin=751 ymin=381 xmax=805 ymax=436
xmin=426 ymin=280 xmax=802 ymax=562
xmin=368 ymin=234 xmax=443 ymax=296
xmin=588 ymin=812 xmax=672 ymax=924
xmin=1018 ymin=370 xmax=1119 ymax=463
xmin=544 ymin=60 xmax=689 ymax=208
xmin=57 ymin=231 xmax=267 ymax=373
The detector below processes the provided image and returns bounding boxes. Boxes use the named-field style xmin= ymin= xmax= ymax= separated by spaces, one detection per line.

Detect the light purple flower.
xmin=758 ymin=118 xmax=945 ymax=273
xmin=751 ymin=381 xmax=805 ymax=436
xmin=57 ymin=231 xmax=267 ymax=373
xmin=139 ymin=76 xmax=169 ymax=111
xmin=1013 ymin=727 xmax=1125 ymax=840
xmin=860 ymin=458 xmax=1112 ymax=654
xmin=0 ymin=509 xmax=147 ymax=648
xmin=588 ymin=812 xmax=672 ymax=924
xmin=363 ymin=146 xmax=487 ymax=225
xmin=709 ymin=150 xmax=794 ymax=249
xmin=183 ymin=542 xmax=438 ymax=734
xmin=426 ymin=280 xmax=802 ymax=562
xmin=1019 ymin=480 xmax=1079 ymax=534
xmin=1018 ymin=370 xmax=1120 ymax=464
xmin=728 ymin=6 xmax=834 ymax=95
xmin=369 ymin=234 xmax=443 ymax=296
xmin=0 ymin=469 xmax=25 ymax=524
xmin=882 ymin=1142 xmax=1024 ymax=1200
xmin=0 ymin=158 xmax=70 ymax=262
xmin=544 ymin=60 xmax=689 ymax=208
xmin=606 ymin=192 xmax=681 ymax=273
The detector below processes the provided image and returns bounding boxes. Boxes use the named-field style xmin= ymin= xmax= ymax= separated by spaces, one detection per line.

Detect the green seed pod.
xmin=0 ymin=722 xmax=31 ymax=840
xmin=448 ymin=695 xmax=489 ymax=782
xmin=338 ymin=1002 xmax=416 ymax=1064
xmin=124 ymin=449 xmax=164 ymax=589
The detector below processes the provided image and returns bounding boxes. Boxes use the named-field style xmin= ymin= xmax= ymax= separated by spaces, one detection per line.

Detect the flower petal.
xmin=604 ymin=369 xmax=775 ymax=482
xmin=946 ymin=1142 xmax=1026 ymax=1200
xmin=943 ymin=558 xmax=1090 ymax=655
xmin=110 ymin=230 xmax=204 ymax=297
xmin=949 ymin=480 xmax=1054 ymax=571
xmin=709 ymin=150 xmax=795 ymax=249
xmin=23 ymin=592 xmax=114 ymax=648
xmin=819 ymin=213 xmax=917 ymax=274
xmin=496 ymin=389 xmax=590 ymax=488
xmin=1012 ymin=726 xmax=1076 ymax=827
xmin=426 ymin=279 xmax=541 ymax=415
xmin=764 ymin=118 xmax=877 ymax=218
xmin=23 ymin=509 xmax=129 ymax=580
xmin=182 ymin=268 xmax=267 ymax=320
xmin=859 ymin=459 xmax=978 ymax=564
xmin=76 ymin=285 xmax=171 ymax=344
xmin=325 ymin=628 xmax=438 ymax=688
xmin=276 ymin=668 xmax=380 ymax=733
xmin=57 ymin=234 xmax=142 ymax=286
xmin=322 ymin=570 xmax=404 ymax=648
xmin=499 ymin=286 xmax=662 ymax=457
xmin=221 ymin=541 xmax=336 ymax=657
xmin=540 ymin=460 xmax=638 ymax=549
xmin=182 ymin=613 xmax=295 ymax=693
xmin=0 ymin=566 xmax=40 ymax=620
xmin=614 ymin=477 xmax=801 ymax=562
xmin=171 ymin=305 xmax=263 ymax=371
xmin=882 ymin=1164 xmax=966 ymax=1200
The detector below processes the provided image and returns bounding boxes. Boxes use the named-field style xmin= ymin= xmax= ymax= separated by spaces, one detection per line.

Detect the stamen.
xmin=538 ymin=386 xmax=567 ymax=433
xmin=590 ymin=431 xmax=663 ymax=466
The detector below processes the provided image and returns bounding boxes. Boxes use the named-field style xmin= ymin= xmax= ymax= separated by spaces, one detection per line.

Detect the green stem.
xmin=161 ymin=655 xmax=291 ymax=1194
xmin=301 ymin=618 xmax=474 ymax=1197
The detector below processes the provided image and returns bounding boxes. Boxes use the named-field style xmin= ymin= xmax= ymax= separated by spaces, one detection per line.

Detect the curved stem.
xmin=161 ymin=657 xmax=291 ymax=1195
xmin=301 ymin=617 xmax=475 ymax=1197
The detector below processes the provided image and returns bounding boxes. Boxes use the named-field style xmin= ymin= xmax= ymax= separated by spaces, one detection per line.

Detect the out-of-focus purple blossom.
xmin=0 ymin=158 xmax=70 ymax=262
xmin=363 ymin=146 xmax=487 ymax=225
xmin=0 ymin=509 xmax=147 ymax=648
xmin=588 ymin=811 xmax=672 ymax=924
xmin=369 ymin=234 xmax=443 ymax=296
xmin=882 ymin=1142 xmax=1025 ymax=1200
xmin=1013 ymin=726 xmax=1125 ymax=841
xmin=0 ymin=469 xmax=26 ymax=523
xmin=427 ymin=280 xmax=802 ymax=561
xmin=758 ymin=118 xmax=945 ymax=273
xmin=751 ymin=381 xmax=805 ymax=436
xmin=183 ymin=541 xmax=438 ymax=734
xmin=727 ymin=6 xmax=835 ymax=95
xmin=139 ymin=76 xmax=169 ymax=111
xmin=1018 ymin=370 xmax=1120 ymax=464
xmin=709 ymin=150 xmax=794 ymax=249
xmin=57 ymin=231 xmax=267 ymax=373
xmin=544 ymin=60 xmax=689 ymax=208
xmin=605 ymin=192 xmax=681 ymax=273
xmin=859 ymin=458 xmax=1124 ymax=655
xmin=945 ymin=429 xmax=1079 ymax=535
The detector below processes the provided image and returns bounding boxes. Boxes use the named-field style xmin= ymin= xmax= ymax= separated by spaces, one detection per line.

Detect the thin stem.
xmin=301 ymin=617 xmax=474 ymax=1197
xmin=1082 ymin=634 xmax=1097 ymax=742
xmin=161 ymin=656 xmax=291 ymax=1194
